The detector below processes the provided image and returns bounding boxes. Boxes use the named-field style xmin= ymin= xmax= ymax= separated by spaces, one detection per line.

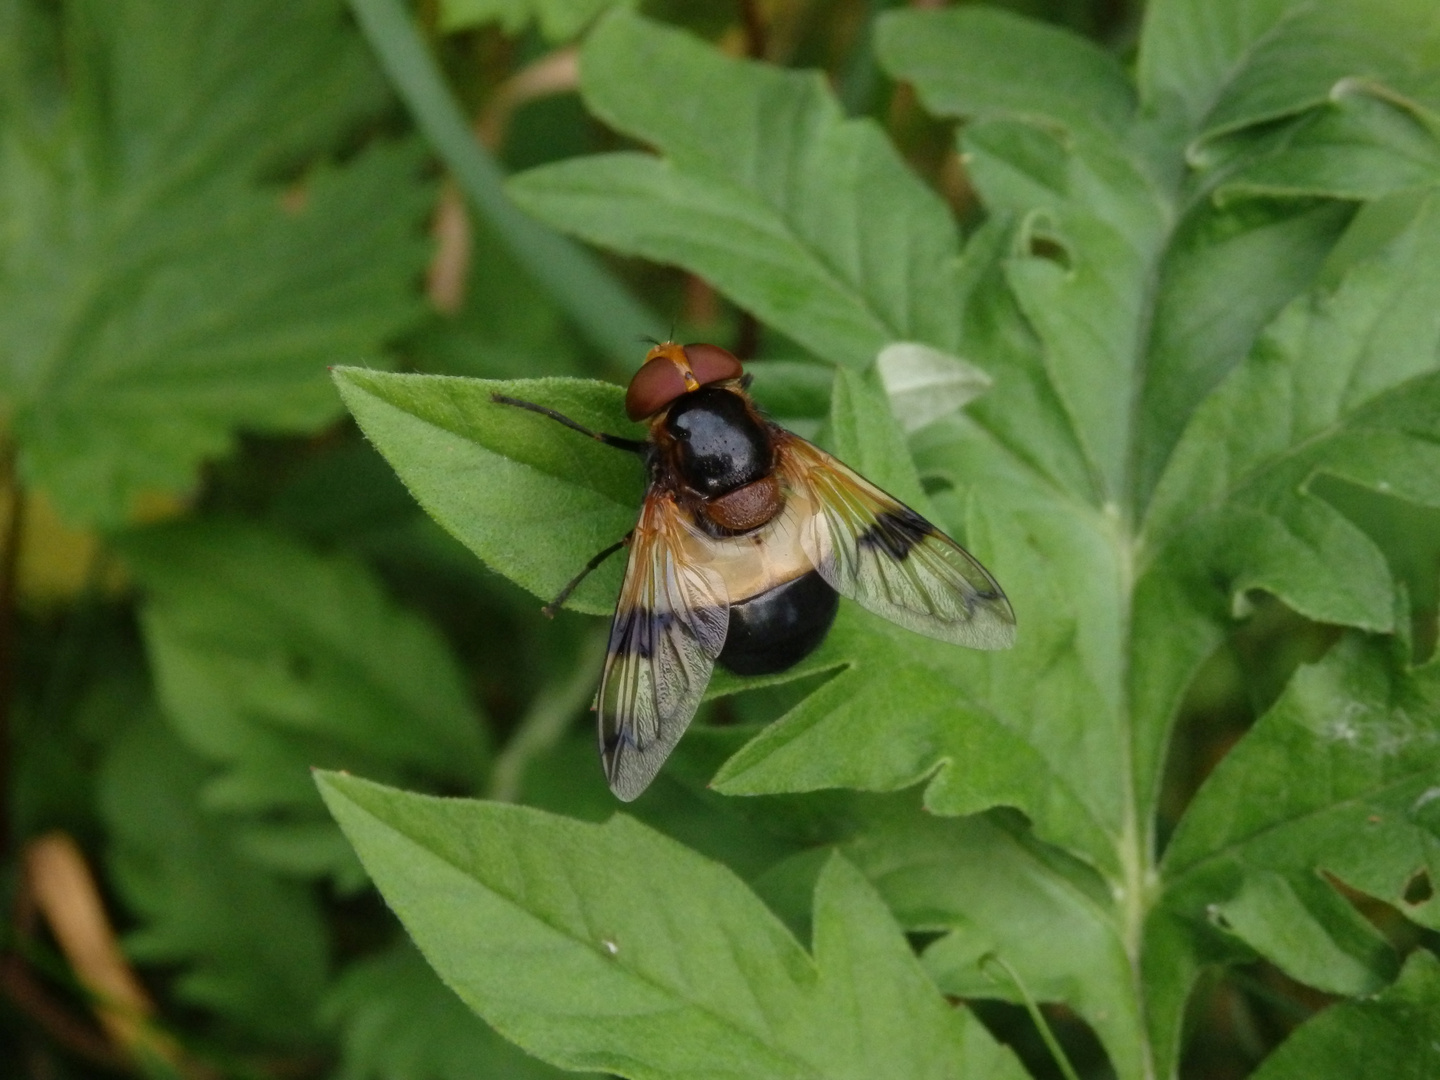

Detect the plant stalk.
xmin=981 ymin=953 xmax=1083 ymax=1080
xmin=488 ymin=628 xmax=609 ymax=802
xmin=346 ymin=0 xmax=665 ymax=365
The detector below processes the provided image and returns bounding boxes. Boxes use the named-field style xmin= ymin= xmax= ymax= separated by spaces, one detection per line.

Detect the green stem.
xmin=345 ymin=0 xmax=665 ymax=364
xmin=1109 ymin=503 xmax=1158 ymax=1080
xmin=488 ymin=628 xmax=608 ymax=802
xmin=981 ymin=953 xmax=1083 ymax=1080
xmin=1117 ymin=805 xmax=1157 ymax=1080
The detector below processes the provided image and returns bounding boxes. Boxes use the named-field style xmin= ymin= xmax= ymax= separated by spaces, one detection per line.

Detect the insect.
xmin=493 ymin=342 xmax=1015 ymax=800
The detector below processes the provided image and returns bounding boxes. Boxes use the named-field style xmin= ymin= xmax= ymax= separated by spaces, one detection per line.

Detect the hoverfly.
xmin=493 ymin=342 xmax=1015 ymax=800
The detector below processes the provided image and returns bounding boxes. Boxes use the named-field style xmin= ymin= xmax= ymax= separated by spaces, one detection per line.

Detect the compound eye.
xmin=683 ymin=343 xmax=744 ymax=386
xmin=625 ymin=356 xmax=688 ymax=420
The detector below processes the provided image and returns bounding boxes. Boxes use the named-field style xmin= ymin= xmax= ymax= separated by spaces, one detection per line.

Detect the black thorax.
xmin=661 ymin=387 xmax=774 ymax=498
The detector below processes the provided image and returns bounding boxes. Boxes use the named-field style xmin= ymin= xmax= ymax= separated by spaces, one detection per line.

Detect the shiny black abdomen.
xmin=717 ymin=570 xmax=839 ymax=676
xmin=664 ymin=387 xmax=773 ymax=498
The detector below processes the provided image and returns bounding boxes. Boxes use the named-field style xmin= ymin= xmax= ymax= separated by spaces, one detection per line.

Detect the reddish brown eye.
xmin=625 ymin=356 xmax=687 ymax=421
xmin=683 ymin=343 xmax=744 ymax=386
xmin=624 ymin=342 xmax=745 ymax=421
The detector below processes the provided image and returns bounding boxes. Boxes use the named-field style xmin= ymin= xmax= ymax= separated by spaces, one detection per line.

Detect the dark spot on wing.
xmin=601 ymin=729 xmax=635 ymax=753
xmin=607 ymin=607 xmax=677 ymax=661
xmin=608 ymin=602 xmax=727 ymax=660
xmin=856 ymin=507 xmax=933 ymax=561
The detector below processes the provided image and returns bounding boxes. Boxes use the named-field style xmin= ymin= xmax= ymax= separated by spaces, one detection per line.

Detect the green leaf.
xmin=99 ymin=713 xmax=328 ymax=1044
xmin=332 ymin=367 xmax=644 ymax=614
xmin=335 ymin=7 xmax=1440 ymax=1078
xmin=325 ymin=940 xmax=590 ymax=1080
xmin=508 ymin=10 xmax=963 ymax=370
xmin=1319 ymin=474 xmax=1440 ymax=657
xmin=1134 ymin=195 xmax=1440 ymax=823
xmin=828 ymin=366 xmax=929 ymax=510
xmin=711 ymin=362 xmax=1118 ymax=877
xmin=700 ymin=375 xmax=1111 ymax=878
xmin=832 ymin=805 xmax=1146 ymax=1080
xmin=1159 ymin=636 xmax=1440 ymax=989
xmin=521 ymin=722 xmax=863 ymax=886
xmin=437 ymin=0 xmax=621 ymax=40
xmin=317 ymin=771 xmax=1028 ymax=1080
xmin=1215 ymin=87 xmax=1440 ymax=203
xmin=120 ymin=521 xmax=488 ymax=889
xmin=1137 ymin=0 xmax=1439 ymax=149
xmin=1248 ymin=949 xmax=1440 ymax=1080
xmin=878 ymin=10 xmax=1438 ymax=1078
xmin=0 ymin=0 xmax=433 ymax=527
xmin=874 ymin=6 xmax=1136 ymax=135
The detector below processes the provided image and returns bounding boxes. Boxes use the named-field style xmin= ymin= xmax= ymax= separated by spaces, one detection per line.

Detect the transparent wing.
xmin=597 ymin=494 xmax=729 ymax=801
xmin=778 ymin=432 xmax=1016 ymax=650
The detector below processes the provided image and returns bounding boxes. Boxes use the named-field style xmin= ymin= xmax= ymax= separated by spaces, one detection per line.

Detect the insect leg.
xmin=491 ymin=394 xmax=647 ymax=454
xmin=542 ymin=533 xmax=633 ymax=618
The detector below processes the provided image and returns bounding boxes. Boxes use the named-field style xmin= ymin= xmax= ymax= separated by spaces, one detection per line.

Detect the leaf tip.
xmin=312 ymin=767 xmax=365 ymax=808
